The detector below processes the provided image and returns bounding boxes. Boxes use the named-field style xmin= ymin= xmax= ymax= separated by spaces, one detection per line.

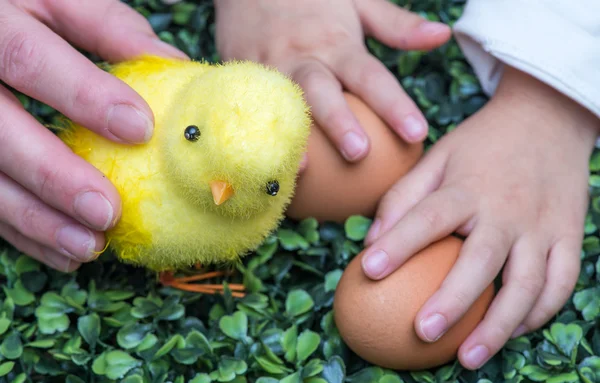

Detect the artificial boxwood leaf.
xmin=78 ymin=313 xmax=101 ymax=348
xmin=296 ymin=330 xmax=320 ymax=363
xmin=278 ymin=229 xmax=310 ymax=251
xmin=548 ymin=323 xmax=583 ymax=360
xmin=4 ymin=280 xmax=35 ymax=306
xmin=324 ymin=270 xmax=343 ymax=292
xmin=285 ymin=290 xmax=314 ymax=318
xmin=574 ymin=287 xmax=600 ymax=320
xmin=344 ymin=216 xmax=372 ymax=241
xmin=321 ymin=356 xmax=345 ymax=383
xmin=0 ymin=332 xmax=22 ymax=359
xmin=190 ymin=373 xmax=212 ymax=383
xmin=0 ymin=361 xmax=14 ymax=377
xmin=92 ymin=350 xmax=142 ymax=380
xmin=117 ymin=322 xmax=153 ymax=349
xmin=282 ymin=325 xmax=298 ymax=363
xmin=219 ymin=311 xmax=248 ymax=341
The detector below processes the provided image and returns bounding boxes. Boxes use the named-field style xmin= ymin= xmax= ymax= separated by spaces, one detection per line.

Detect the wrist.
xmin=491 ymin=65 xmax=600 ymax=150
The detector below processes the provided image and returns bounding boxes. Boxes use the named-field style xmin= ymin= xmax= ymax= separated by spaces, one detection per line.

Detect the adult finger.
xmin=0 ymin=88 xmax=122 ymax=232
xmin=0 ymin=221 xmax=81 ymax=273
xmin=0 ymin=4 xmax=153 ymax=144
xmin=28 ymin=0 xmax=189 ymax=62
xmin=458 ymin=236 xmax=547 ymax=370
xmin=292 ymin=59 xmax=370 ymax=161
xmin=513 ymin=237 xmax=581 ymax=337
xmin=334 ymin=50 xmax=428 ymax=143
xmin=364 ymin=150 xmax=445 ymax=246
xmin=414 ymin=223 xmax=512 ymax=343
xmin=356 ymin=0 xmax=452 ymax=51
xmin=0 ymin=172 xmax=105 ymax=263
xmin=361 ymin=186 xmax=474 ymax=280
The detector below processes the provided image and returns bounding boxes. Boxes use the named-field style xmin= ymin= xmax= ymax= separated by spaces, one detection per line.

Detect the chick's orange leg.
xmin=159 ymin=270 xmax=245 ymax=297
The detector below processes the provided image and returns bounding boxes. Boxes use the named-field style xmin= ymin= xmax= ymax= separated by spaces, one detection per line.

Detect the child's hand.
xmin=0 ymin=0 xmax=187 ymax=272
xmin=362 ymin=66 xmax=600 ymax=369
xmin=214 ymin=0 xmax=451 ymax=162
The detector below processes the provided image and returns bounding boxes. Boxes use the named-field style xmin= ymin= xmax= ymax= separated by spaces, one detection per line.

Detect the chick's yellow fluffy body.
xmin=59 ymin=56 xmax=311 ymax=271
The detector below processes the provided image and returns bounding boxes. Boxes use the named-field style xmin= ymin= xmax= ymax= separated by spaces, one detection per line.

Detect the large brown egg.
xmin=333 ymin=236 xmax=495 ymax=371
xmin=286 ymin=92 xmax=423 ymax=223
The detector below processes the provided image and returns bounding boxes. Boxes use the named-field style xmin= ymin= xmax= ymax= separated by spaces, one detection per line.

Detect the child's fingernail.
xmin=511 ymin=325 xmax=527 ymax=338
xmin=365 ymin=219 xmax=381 ymax=245
xmin=56 ymin=225 xmax=96 ymax=262
xmin=464 ymin=345 xmax=490 ymax=369
xmin=420 ymin=313 xmax=447 ymax=342
xmin=341 ymin=131 xmax=368 ymax=161
xmin=151 ymin=39 xmax=190 ymax=60
xmin=362 ymin=249 xmax=389 ymax=279
xmin=419 ymin=21 xmax=451 ymax=35
xmin=402 ymin=115 xmax=427 ymax=141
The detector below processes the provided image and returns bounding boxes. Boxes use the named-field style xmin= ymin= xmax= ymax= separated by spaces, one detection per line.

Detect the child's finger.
xmin=356 ymin=0 xmax=452 ymax=51
xmin=31 ymin=0 xmax=189 ymax=62
xmin=292 ymin=60 xmax=370 ymax=162
xmin=413 ymin=223 xmax=512 ymax=343
xmin=334 ymin=50 xmax=428 ymax=142
xmin=361 ymin=187 xmax=474 ymax=280
xmin=457 ymin=237 xmax=547 ymax=370
xmin=513 ymin=237 xmax=581 ymax=337
xmin=0 ymin=221 xmax=81 ymax=273
xmin=364 ymin=150 xmax=445 ymax=246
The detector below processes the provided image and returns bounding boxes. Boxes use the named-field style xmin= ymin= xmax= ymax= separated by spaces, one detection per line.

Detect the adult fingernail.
xmin=420 ymin=313 xmax=448 ymax=342
xmin=56 ymin=225 xmax=96 ymax=261
xmin=341 ymin=131 xmax=368 ymax=161
xmin=511 ymin=325 xmax=527 ymax=338
xmin=419 ymin=21 xmax=451 ymax=35
xmin=74 ymin=191 xmax=114 ymax=231
xmin=151 ymin=39 xmax=190 ymax=60
xmin=107 ymin=104 xmax=154 ymax=144
xmin=402 ymin=115 xmax=427 ymax=141
xmin=362 ymin=249 xmax=389 ymax=279
xmin=464 ymin=345 xmax=490 ymax=369
xmin=365 ymin=219 xmax=381 ymax=245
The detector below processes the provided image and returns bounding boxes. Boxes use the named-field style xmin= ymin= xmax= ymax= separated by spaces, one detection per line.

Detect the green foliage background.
xmin=2 ymin=0 xmax=600 ymax=382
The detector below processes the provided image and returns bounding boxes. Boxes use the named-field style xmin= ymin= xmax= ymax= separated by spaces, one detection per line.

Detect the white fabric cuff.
xmin=453 ymin=0 xmax=600 ymax=120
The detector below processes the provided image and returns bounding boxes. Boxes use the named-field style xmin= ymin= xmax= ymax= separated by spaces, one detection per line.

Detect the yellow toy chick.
xmin=59 ymin=56 xmax=311 ymax=294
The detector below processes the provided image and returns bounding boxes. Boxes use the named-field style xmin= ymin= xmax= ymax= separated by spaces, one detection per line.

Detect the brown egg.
xmin=286 ymin=92 xmax=423 ymax=223
xmin=333 ymin=236 xmax=495 ymax=371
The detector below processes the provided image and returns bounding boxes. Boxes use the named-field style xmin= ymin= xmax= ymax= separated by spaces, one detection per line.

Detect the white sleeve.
xmin=452 ymin=0 xmax=600 ymax=119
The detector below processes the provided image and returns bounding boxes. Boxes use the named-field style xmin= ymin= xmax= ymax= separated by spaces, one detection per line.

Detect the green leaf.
xmin=190 ymin=374 xmax=212 ymax=383
xmin=549 ymin=323 xmax=583 ymax=360
xmin=120 ymin=375 xmax=144 ymax=383
xmin=321 ymin=356 xmax=345 ymax=383
xmin=324 ymin=269 xmax=343 ymax=292
xmin=26 ymin=339 xmax=55 ymax=348
xmin=574 ymin=287 xmax=600 ymax=320
xmin=0 ymin=332 xmax=22 ymax=359
xmin=15 ymin=255 xmax=39 ymax=275
xmin=117 ymin=322 xmax=153 ymax=349
xmin=219 ymin=311 xmax=248 ymax=341
xmin=282 ymin=325 xmax=298 ymax=363
xmin=135 ymin=333 xmax=159 ymax=352
xmin=296 ymin=330 xmax=320 ymax=363
xmin=153 ymin=334 xmax=185 ymax=359
xmin=520 ymin=365 xmax=551 ymax=381
xmin=65 ymin=376 xmax=86 ymax=383
xmin=0 ymin=315 xmax=11 ymax=336
xmin=254 ymin=356 xmax=292 ymax=374
xmin=92 ymin=350 xmax=142 ymax=380
xmin=0 ymin=361 xmax=14 ymax=377
xmin=4 ymin=280 xmax=35 ymax=306
xmin=285 ymin=290 xmax=314 ymax=317
xmin=344 ymin=216 xmax=372 ymax=241
xmin=78 ymin=313 xmax=101 ymax=348
xmin=278 ymin=229 xmax=310 ymax=250
xmin=10 ymin=373 xmax=26 ymax=383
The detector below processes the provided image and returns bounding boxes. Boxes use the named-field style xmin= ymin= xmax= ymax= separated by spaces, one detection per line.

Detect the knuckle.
xmin=16 ymin=199 xmax=44 ymax=235
xmin=35 ymin=159 xmax=62 ymax=202
xmin=71 ymin=82 xmax=101 ymax=111
xmin=513 ymin=272 xmax=545 ymax=298
xmin=0 ymin=30 xmax=44 ymax=89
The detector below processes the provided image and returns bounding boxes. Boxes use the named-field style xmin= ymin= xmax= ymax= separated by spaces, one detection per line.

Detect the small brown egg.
xmin=333 ymin=236 xmax=495 ymax=371
xmin=286 ymin=92 xmax=423 ymax=223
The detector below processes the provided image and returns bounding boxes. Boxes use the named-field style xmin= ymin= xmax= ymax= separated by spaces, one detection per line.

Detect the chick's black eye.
xmin=184 ymin=125 xmax=201 ymax=142
xmin=266 ymin=180 xmax=279 ymax=196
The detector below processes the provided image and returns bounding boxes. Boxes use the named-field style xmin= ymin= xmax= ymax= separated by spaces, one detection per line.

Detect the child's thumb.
xmin=35 ymin=0 xmax=189 ymax=62
xmin=356 ymin=0 xmax=452 ymax=51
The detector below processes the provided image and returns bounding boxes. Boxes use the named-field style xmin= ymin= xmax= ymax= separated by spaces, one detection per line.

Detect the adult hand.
xmin=0 ymin=0 xmax=188 ymax=272
xmin=362 ymin=66 xmax=599 ymax=369
xmin=214 ymin=0 xmax=451 ymax=162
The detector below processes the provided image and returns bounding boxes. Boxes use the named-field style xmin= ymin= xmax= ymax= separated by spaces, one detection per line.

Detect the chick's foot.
xmin=159 ymin=270 xmax=245 ymax=297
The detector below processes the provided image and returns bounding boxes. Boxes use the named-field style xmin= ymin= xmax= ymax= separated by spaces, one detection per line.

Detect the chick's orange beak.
xmin=210 ymin=181 xmax=234 ymax=205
